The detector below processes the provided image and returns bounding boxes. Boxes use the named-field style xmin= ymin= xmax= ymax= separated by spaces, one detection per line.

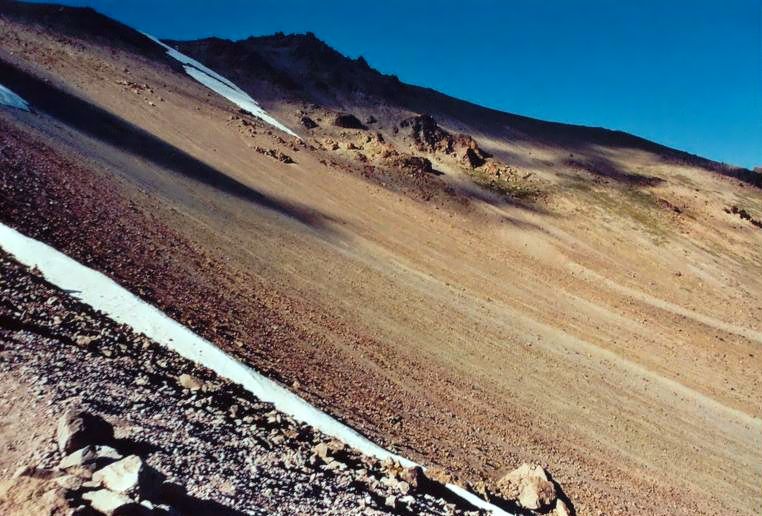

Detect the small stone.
xmin=75 ymin=335 xmax=97 ymax=348
xmin=54 ymin=474 xmax=83 ymax=491
xmin=325 ymin=460 xmax=347 ymax=471
xmin=401 ymin=466 xmax=426 ymax=489
xmin=385 ymin=495 xmax=397 ymax=509
xmin=397 ymin=480 xmax=411 ymax=495
xmin=312 ymin=442 xmax=330 ymax=460
xmin=178 ymin=374 xmax=203 ymax=391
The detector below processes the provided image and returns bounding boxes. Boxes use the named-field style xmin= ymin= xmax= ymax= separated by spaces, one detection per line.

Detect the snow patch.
xmin=0 ymin=83 xmax=30 ymax=111
xmin=0 ymin=222 xmax=512 ymax=515
xmin=142 ymin=33 xmax=298 ymax=138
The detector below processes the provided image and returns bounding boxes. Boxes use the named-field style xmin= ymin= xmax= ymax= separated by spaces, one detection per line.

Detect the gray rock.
xmin=59 ymin=445 xmax=123 ymax=470
xmin=56 ymin=409 xmax=113 ymax=454
xmin=54 ymin=474 xmax=83 ymax=491
xmin=92 ymin=455 xmax=144 ymax=493
xmin=82 ymin=489 xmax=141 ymax=515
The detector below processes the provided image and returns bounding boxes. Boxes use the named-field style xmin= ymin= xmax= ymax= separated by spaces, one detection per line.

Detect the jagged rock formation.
xmin=400 ymin=114 xmax=490 ymax=169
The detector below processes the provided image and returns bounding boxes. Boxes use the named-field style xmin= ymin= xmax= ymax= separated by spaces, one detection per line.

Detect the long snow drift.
xmin=0 ymin=222 xmax=511 ymax=516
xmin=142 ymin=33 xmax=298 ymax=138
xmin=0 ymin=83 xmax=30 ymax=111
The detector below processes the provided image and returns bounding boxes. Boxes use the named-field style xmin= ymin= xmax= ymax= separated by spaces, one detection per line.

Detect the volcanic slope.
xmin=1 ymin=3 xmax=760 ymax=515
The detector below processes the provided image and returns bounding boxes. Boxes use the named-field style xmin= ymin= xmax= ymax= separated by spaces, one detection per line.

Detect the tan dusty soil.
xmin=1 ymin=8 xmax=761 ymax=516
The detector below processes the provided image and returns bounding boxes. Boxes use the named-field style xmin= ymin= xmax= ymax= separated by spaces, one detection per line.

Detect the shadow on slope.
xmin=0 ymin=58 xmax=340 ymax=233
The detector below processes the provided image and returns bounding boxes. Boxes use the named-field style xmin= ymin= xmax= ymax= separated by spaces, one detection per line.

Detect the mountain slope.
xmin=0 ymin=2 xmax=760 ymax=515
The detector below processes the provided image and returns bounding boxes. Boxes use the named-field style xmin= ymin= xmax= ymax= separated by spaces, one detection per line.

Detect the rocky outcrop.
xmin=400 ymin=114 xmax=490 ymax=169
xmin=725 ymin=205 xmax=762 ymax=228
xmin=388 ymin=154 xmax=437 ymax=176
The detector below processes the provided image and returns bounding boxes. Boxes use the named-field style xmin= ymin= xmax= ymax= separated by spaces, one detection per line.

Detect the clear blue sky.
xmin=31 ymin=0 xmax=762 ymax=168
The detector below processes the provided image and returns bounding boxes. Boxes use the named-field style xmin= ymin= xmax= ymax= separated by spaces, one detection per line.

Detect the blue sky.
xmin=32 ymin=0 xmax=762 ymax=168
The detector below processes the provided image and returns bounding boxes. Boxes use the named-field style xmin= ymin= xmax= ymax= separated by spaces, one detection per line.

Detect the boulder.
xmin=333 ymin=113 xmax=367 ymax=130
xmin=56 ymin=409 xmax=114 ymax=454
xmin=300 ymin=116 xmax=318 ymax=129
xmin=497 ymin=463 xmax=557 ymax=510
xmin=82 ymin=489 xmax=143 ymax=515
xmin=59 ymin=445 xmax=123 ymax=470
xmin=400 ymin=466 xmax=425 ymax=489
xmin=92 ymin=455 xmax=144 ymax=493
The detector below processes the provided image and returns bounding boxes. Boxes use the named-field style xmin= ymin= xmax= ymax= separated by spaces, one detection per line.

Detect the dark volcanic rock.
xmin=400 ymin=114 xmax=490 ymax=169
xmin=333 ymin=113 xmax=367 ymax=130
xmin=300 ymin=115 xmax=318 ymax=129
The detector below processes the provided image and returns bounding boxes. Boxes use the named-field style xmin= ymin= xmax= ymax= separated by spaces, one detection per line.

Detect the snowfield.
xmin=0 ymin=222 xmax=511 ymax=516
xmin=0 ymin=83 xmax=30 ymax=111
xmin=142 ymin=33 xmax=298 ymax=138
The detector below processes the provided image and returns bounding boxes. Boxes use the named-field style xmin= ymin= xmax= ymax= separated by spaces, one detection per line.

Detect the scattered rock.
xmin=253 ymin=146 xmax=296 ymax=164
xmin=400 ymin=466 xmax=425 ymax=489
xmin=75 ymin=335 xmax=98 ymax=348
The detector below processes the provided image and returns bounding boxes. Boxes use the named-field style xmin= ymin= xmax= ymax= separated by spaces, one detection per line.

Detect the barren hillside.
xmin=1 ymin=2 xmax=760 ymax=515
